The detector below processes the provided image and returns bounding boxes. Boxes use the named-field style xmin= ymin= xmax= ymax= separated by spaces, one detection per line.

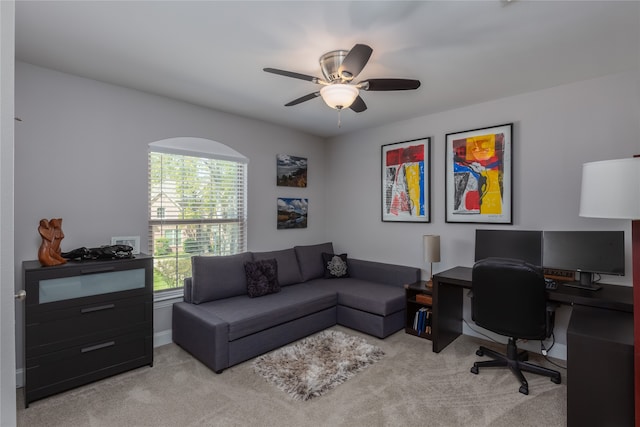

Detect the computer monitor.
xmin=474 ymin=229 xmax=543 ymax=266
xmin=543 ymin=230 xmax=625 ymax=291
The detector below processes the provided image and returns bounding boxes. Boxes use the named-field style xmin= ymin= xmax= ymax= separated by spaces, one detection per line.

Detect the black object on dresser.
xmin=22 ymin=254 xmax=154 ymax=407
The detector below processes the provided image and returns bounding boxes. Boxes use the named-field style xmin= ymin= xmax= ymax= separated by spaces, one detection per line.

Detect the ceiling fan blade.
xmin=284 ymin=92 xmax=320 ymax=106
xmin=349 ymin=96 xmax=367 ymax=113
xmin=338 ymin=44 xmax=373 ymax=81
xmin=361 ymin=78 xmax=421 ymax=91
xmin=263 ymin=68 xmax=322 ymax=84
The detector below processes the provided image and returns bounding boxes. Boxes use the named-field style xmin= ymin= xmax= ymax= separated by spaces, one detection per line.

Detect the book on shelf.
xmin=412 ymin=307 xmax=432 ymax=336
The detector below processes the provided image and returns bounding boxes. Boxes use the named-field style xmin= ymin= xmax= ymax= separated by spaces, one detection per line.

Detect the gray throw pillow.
xmin=191 ymin=252 xmax=253 ymax=304
xmin=322 ymin=252 xmax=350 ymax=279
xmin=244 ymin=259 xmax=280 ymax=298
xmin=295 ymin=242 xmax=334 ymax=281
xmin=252 ymin=248 xmax=302 ymax=286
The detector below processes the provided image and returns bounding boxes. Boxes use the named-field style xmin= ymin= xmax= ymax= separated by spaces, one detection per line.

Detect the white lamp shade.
xmin=580 ymin=157 xmax=640 ymax=220
xmin=320 ymin=84 xmax=359 ymax=109
xmin=423 ymin=235 xmax=441 ymax=263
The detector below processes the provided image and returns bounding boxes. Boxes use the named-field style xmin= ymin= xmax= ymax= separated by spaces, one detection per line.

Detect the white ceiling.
xmin=14 ymin=1 xmax=640 ymax=138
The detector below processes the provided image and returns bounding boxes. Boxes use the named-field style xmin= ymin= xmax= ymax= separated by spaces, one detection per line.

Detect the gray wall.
xmin=13 ymin=62 xmax=640 ymax=368
xmin=1 ymin=0 xmax=16 ymax=423
xmin=14 ymin=61 xmax=327 ymax=376
xmin=325 ymin=71 xmax=640 ymax=358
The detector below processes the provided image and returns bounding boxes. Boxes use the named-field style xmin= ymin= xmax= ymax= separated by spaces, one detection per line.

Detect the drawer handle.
xmin=81 ymin=341 xmax=115 ymax=353
xmin=80 ymin=267 xmax=115 ymax=275
xmin=81 ymin=304 xmax=115 ymax=314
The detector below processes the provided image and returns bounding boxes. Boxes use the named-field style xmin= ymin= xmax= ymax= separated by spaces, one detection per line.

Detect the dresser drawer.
xmin=25 ymin=330 xmax=152 ymax=405
xmin=30 ymin=267 xmax=147 ymax=306
xmin=26 ymin=295 xmax=151 ymax=355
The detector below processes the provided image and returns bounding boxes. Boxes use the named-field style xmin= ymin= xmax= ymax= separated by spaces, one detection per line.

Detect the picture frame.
xmin=111 ymin=235 xmax=141 ymax=254
xmin=277 ymin=154 xmax=307 ymax=187
xmin=277 ymin=198 xmax=308 ymax=229
xmin=381 ymin=137 xmax=431 ymax=223
xmin=445 ymin=123 xmax=513 ymax=224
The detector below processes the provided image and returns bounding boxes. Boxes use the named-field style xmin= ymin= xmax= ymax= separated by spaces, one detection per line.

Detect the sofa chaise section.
xmin=317 ymin=258 xmax=420 ymax=338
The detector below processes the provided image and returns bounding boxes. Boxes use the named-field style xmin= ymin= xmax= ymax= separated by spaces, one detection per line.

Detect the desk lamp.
xmin=579 ymin=157 xmax=640 ymax=425
xmin=423 ymin=235 xmax=441 ymax=287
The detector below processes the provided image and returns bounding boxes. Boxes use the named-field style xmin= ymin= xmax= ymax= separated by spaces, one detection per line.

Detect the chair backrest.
xmin=472 ymin=257 xmax=548 ymax=340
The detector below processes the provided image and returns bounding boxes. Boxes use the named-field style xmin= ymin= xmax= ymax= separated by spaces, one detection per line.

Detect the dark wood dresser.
xmin=22 ymin=255 xmax=153 ymax=407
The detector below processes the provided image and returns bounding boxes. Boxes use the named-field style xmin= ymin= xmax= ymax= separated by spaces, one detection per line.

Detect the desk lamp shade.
xmin=579 ymin=158 xmax=640 ymax=219
xmin=423 ymin=235 xmax=441 ymax=284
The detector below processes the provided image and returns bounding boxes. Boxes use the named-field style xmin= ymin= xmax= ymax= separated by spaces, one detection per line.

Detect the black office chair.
xmin=470 ymin=257 xmax=561 ymax=395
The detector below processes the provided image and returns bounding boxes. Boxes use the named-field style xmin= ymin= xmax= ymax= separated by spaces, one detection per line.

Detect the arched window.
xmin=148 ymin=138 xmax=248 ymax=293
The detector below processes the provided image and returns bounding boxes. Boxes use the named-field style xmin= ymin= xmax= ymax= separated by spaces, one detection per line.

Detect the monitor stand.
xmin=562 ymin=272 xmax=602 ymax=291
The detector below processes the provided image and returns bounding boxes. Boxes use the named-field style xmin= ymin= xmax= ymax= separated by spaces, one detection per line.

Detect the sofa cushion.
xmin=318 ymin=278 xmax=405 ymax=316
xmin=322 ymin=252 xmax=350 ymax=279
xmin=191 ymin=252 xmax=254 ymax=304
xmin=252 ymin=248 xmax=302 ymax=286
xmin=295 ymin=242 xmax=334 ymax=282
xmin=244 ymin=259 xmax=280 ymax=298
xmin=201 ymin=284 xmax=338 ymax=341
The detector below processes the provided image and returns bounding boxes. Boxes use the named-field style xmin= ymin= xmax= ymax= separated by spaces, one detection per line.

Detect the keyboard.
xmin=545 ymin=277 xmax=558 ymax=290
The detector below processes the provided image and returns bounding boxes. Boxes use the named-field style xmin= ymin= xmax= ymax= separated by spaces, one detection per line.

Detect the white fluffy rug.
xmin=252 ymin=330 xmax=385 ymax=401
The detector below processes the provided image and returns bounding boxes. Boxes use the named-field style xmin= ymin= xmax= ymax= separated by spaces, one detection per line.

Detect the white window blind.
xmin=148 ymin=150 xmax=247 ymax=292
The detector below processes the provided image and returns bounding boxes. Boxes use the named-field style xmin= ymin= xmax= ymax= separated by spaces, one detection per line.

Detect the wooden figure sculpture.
xmin=38 ymin=218 xmax=67 ymax=266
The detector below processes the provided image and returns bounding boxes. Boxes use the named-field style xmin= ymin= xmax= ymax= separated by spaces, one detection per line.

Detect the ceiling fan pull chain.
xmin=338 ymin=108 xmax=342 ymax=128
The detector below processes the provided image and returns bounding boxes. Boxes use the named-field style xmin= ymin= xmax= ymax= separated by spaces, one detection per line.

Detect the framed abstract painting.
xmin=445 ymin=123 xmax=513 ymax=224
xmin=381 ymin=137 xmax=431 ymax=223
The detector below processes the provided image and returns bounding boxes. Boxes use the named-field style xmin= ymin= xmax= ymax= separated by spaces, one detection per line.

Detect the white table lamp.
xmin=423 ymin=235 xmax=441 ymax=286
xmin=579 ymin=158 xmax=640 ymax=219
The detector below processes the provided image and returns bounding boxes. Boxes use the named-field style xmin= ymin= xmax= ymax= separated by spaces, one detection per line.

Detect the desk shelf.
xmin=405 ymin=281 xmax=433 ymax=340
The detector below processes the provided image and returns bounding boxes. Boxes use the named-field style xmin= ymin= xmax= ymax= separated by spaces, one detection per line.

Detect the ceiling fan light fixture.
xmin=320 ymin=84 xmax=359 ymax=110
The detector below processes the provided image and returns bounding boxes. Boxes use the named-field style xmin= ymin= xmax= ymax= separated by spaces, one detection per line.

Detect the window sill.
xmin=154 ymin=288 xmax=183 ymax=304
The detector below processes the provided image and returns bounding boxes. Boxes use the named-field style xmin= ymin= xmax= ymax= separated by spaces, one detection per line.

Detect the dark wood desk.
xmin=432 ymin=266 xmax=633 ymax=353
xmin=432 ymin=266 xmax=634 ymax=427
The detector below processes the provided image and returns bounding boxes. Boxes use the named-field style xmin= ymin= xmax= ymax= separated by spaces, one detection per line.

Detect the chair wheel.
xmin=471 ymin=366 xmax=479 ymax=375
xmin=476 ymin=349 xmax=484 ymax=357
xmin=551 ymin=376 xmax=561 ymax=384
xmin=519 ymin=385 xmax=529 ymax=395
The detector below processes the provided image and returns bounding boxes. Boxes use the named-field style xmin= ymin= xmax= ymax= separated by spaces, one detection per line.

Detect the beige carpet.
xmin=17 ymin=325 xmax=567 ymax=427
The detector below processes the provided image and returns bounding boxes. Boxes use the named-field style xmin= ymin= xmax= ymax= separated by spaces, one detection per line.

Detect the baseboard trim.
xmin=462 ymin=323 xmax=567 ymax=361
xmin=154 ymin=329 xmax=173 ymax=347
xmin=16 ymin=368 xmax=23 ymax=389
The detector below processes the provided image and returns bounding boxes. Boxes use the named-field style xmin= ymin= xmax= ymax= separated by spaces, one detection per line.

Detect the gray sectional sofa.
xmin=172 ymin=242 xmax=420 ymax=373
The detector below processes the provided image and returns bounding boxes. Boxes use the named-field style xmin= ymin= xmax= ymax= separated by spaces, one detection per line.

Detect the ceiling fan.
xmin=263 ymin=44 xmax=421 ymax=113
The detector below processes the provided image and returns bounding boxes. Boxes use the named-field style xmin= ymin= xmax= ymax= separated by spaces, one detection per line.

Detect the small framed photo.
xmin=277 ymin=154 xmax=307 ymax=187
xmin=381 ymin=137 xmax=431 ymax=223
xmin=445 ymin=123 xmax=513 ymax=224
xmin=111 ymin=236 xmax=141 ymax=254
xmin=277 ymin=198 xmax=308 ymax=229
